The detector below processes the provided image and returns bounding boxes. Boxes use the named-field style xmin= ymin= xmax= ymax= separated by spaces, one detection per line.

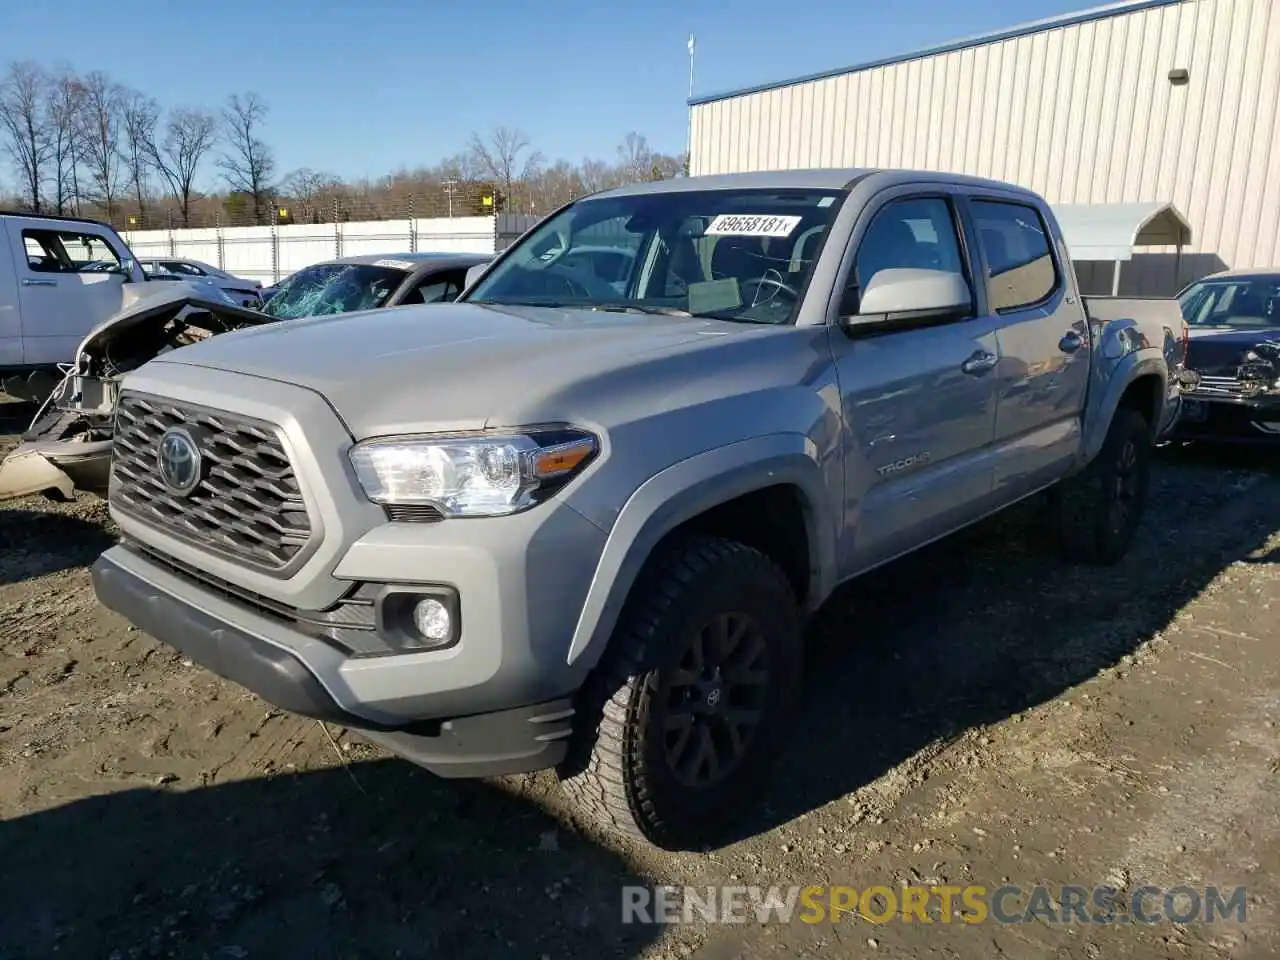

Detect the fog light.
xmin=413 ymin=598 xmax=452 ymax=642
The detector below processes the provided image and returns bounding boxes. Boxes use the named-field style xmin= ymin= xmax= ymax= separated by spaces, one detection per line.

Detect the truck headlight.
xmin=349 ymin=428 xmax=598 ymax=517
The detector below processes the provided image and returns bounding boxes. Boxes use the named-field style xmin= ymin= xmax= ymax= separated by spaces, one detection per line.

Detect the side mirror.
xmin=464 ymin=263 xmax=488 ymax=290
xmin=118 ymin=257 xmax=137 ymax=280
xmin=841 ymin=268 xmax=972 ymax=336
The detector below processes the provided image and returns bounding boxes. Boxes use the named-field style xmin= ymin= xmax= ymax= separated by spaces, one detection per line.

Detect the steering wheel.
xmin=539 ymin=263 xmax=621 ymax=301
xmin=741 ymin=275 xmax=801 ymax=306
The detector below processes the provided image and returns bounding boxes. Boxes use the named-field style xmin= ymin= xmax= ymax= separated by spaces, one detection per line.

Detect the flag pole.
xmin=686 ymin=32 xmax=696 ymax=175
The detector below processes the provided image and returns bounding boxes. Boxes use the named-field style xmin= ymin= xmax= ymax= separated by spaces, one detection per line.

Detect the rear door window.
xmin=970 ymin=200 xmax=1060 ymax=312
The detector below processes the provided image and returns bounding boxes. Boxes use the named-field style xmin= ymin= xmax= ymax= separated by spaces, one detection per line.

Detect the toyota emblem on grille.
xmin=157 ymin=427 xmax=203 ymax=496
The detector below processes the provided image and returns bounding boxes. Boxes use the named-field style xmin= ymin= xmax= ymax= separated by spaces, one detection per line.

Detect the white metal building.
xmin=688 ymin=0 xmax=1280 ymax=294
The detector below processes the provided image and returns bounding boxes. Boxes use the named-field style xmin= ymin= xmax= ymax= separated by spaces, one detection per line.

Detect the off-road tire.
xmin=1048 ymin=406 xmax=1152 ymax=565
xmin=558 ymin=535 xmax=803 ymax=849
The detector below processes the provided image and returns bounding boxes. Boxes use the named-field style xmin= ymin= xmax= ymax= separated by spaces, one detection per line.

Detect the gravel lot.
xmin=2 ymin=396 xmax=1279 ymax=960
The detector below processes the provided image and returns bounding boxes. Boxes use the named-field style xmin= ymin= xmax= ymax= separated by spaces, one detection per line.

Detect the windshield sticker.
xmin=817 ymin=197 xmax=835 ymax=207
xmin=705 ymin=214 xmax=803 ymax=238
xmin=372 ymin=258 xmax=417 ymax=270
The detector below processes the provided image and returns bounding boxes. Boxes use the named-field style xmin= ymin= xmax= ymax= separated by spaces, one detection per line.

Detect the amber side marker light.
xmin=532 ymin=437 xmax=597 ymax=479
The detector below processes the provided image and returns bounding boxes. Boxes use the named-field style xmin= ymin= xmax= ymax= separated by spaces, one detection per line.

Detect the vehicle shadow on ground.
xmin=0 ymin=507 xmax=116 ymax=586
xmin=726 ymin=444 xmax=1280 ymax=844
xmin=0 ymin=761 xmax=663 ymax=959
xmin=0 ymin=398 xmax=34 ymax=433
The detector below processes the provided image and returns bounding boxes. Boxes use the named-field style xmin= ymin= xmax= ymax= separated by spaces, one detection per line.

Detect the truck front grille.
xmin=110 ymin=392 xmax=315 ymax=573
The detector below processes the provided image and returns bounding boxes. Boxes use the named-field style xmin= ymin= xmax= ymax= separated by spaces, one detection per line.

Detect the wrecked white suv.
xmin=0 ymin=252 xmax=491 ymax=502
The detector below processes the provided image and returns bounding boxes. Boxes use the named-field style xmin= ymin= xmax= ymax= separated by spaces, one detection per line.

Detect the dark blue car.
xmin=1174 ymin=270 xmax=1280 ymax=443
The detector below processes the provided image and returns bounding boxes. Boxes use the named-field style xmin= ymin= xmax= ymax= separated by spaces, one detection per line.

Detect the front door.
xmin=966 ymin=196 xmax=1090 ymax=497
xmin=7 ymin=220 xmax=131 ymax=365
xmin=830 ymin=192 xmax=1002 ymax=574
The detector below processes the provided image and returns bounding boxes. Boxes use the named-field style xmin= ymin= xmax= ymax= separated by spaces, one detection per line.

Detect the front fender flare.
xmin=565 ymin=433 xmax=835 ymax=670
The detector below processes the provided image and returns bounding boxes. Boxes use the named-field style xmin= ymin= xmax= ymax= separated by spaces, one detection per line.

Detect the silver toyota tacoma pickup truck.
xmin=92 ymin=169 xmax=1189 ymax=848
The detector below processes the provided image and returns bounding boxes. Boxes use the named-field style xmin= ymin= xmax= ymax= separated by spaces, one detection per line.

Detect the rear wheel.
xmin=559 ymin=536 xmax=802 ymax=849
xmin=1049 ymin=406 xmax=1152 ymax=565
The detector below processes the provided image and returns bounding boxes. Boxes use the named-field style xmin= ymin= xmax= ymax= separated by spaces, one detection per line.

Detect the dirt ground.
xmin=2 ymin=396 xmax=1279 ymax=960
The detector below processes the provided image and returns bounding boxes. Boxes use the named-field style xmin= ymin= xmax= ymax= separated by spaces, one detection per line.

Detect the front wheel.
xmin=558 ymin=536 xmax=802 ymax=849
xmin=1048 ymin=406 xmax=1152 ymax=565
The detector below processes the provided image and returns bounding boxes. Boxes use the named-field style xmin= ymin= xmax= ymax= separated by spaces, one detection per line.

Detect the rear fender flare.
xmin=1082 ymin=348 xmax=1168 ymax=462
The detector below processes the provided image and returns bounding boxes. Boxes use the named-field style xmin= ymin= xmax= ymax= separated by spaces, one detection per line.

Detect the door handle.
xmin=22 ymin=278 xmax=57 ymax=287
xmin=960 ymin=349 xmax=998 ymax=376
xmin=1059 ymin=330 xmax=1084 ymax=353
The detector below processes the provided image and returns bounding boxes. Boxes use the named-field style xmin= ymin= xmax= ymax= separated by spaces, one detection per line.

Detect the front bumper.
xmin=92 ymin=546 xmax=576 ymax=778
xmin=1168 ymin=392 xmax=1280 ymax=443
xmin=94 ymin=364 xmax=612 ymax=777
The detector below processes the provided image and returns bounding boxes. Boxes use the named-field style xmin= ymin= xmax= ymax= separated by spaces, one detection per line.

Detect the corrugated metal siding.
xmin=689 ymin=0 xmax=1280 ymax=294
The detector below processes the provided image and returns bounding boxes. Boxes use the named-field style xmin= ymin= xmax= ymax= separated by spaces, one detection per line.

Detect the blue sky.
xmin=2 ymin=0 xmax=1095 ymax=186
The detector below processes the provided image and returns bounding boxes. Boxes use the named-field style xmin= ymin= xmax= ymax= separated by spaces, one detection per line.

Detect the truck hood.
xmin=146 ymin=302 xmax=761 ymax=437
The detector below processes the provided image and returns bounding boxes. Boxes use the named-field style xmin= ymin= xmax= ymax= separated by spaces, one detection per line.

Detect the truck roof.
xmin=0 ymin=209 xmax=117 ymax=230
xmin=590 ymin=168 xmax=1045 ymax=200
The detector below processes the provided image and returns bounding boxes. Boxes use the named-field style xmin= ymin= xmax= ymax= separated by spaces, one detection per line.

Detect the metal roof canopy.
xmin=1052 ymin=201 xmax=1192 ymax=262
xmin=1051 ymin=201 xmax=1192 ymax=295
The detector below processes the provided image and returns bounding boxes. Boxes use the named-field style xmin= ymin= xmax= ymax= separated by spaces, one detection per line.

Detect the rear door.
xmin=6 ymin=218 xmax=132 ymax=365
xmin=829 ymin=187 xmax=1002 ymax=573
xmin=964 ymin=195 xmax=1090 ymax=498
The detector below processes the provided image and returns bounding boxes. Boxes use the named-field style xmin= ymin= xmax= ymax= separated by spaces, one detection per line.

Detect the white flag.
xmin=688 ymin=32 xmax=695 ymax=55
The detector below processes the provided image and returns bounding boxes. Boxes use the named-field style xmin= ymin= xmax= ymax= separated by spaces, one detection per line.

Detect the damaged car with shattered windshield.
xmin=0 ymin=252 xmax=491 ymax=502
xmin=260 ymin=252 xmax=490 ymax=315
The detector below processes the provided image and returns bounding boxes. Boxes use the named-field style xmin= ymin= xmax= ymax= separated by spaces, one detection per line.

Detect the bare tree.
xmin=217 ymin=92 xmax=275 ymax=224
xmin=467 ymin=126 xmax=544 ymax=211
xmin=46 ymin=69 xmax=87 ymax=214
xmin=0 ymin=62 xmax=51 ymax=211
xmin=616 ymin=132 xmax=654 ymax=183
xmin=75 ymin=71 xmax=127 ymax=221
xmin=120 ymin=90 xmax=158 ymax=223
xmin=578 ymin=157 xmax=614 ymax=195
xmin=279 ymin=166 xmax=341 ymax=221
xmin=432 ymin=151 xmax=480 ymax=182
xmin=144 ymin=106 xmax=217 ymax=226
xmin=649 ymin=151 xmax=685 ymax=181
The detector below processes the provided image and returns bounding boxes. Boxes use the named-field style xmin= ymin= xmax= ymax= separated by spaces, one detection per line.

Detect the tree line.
xmin=0 ymin=60 xmax=686 ymax=230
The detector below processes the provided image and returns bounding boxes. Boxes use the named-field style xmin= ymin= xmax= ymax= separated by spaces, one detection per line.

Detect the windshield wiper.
xmin=469 ymin=298 xmax=583 ymax=309
xmin=468 ymin=299 xmax=695 ymax=317
xmin=696 ymin=311 xmax=785 ymax=325
xmin=589 ymin=303 xmax=693 ymax=317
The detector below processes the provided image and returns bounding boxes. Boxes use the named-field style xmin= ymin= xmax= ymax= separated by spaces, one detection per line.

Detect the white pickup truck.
xmin=0 ymin=211 xmax=232 ymax=402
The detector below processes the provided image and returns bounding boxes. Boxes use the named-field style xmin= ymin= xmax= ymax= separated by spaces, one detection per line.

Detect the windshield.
xmin=1178 ymin=276 xmax=1280 ymax=328
xmin=464 ymin=187 xmax=847 ymax=324
xmin=261 ymin=263 xmax=408 ymax=319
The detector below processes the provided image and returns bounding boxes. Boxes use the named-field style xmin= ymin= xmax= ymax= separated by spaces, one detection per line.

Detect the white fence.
xmin=121 ymin=213 xmax=541 ymax=284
